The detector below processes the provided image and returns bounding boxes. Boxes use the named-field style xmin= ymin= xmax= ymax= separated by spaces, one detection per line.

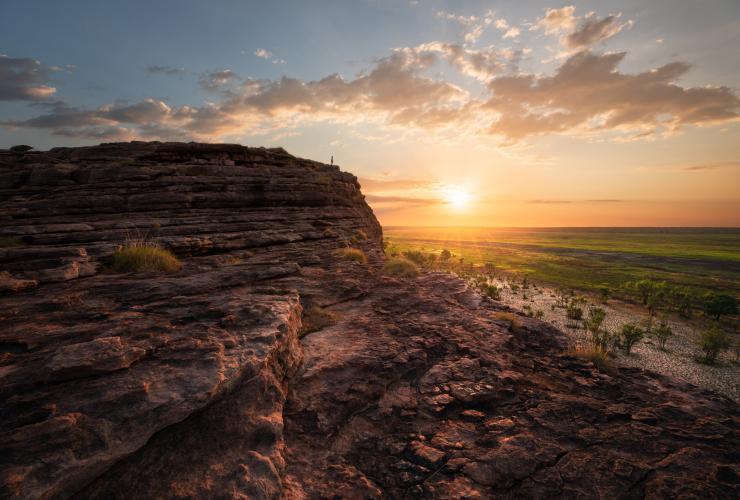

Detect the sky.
xmin=1 ymin=0 xmax=739 ymax=227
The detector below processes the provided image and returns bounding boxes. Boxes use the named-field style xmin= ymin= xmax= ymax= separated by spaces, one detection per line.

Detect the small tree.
xmin=566 ymin=302 xmax=583 ymax=328
xmin=440 ymin=249 xmax=452 ymax=262
xmin=599 ymin=286 xmax=610 ymax=304
xmin=703 ymin=293 xmax=738 ymax=321
xmin=698 ymin=324 xmax=731 ymax=364
xmin=620 ymin=323 xmax=644 ymax=355
xmin=653 ymin=319 xmax=673 ymax=350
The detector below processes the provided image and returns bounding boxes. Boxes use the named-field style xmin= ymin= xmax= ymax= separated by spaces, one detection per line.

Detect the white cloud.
xmin=254 ymin=48 xmax=272 ymax=59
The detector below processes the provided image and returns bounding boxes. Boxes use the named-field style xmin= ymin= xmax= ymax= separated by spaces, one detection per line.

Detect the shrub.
xmin=299 ymin=306 xmax=338 ymax=337
xmin=402 ymin=250 xmax=435 ymax=266
xmin=0 ymin=236 xmax=23 ymax=247
xmin=383 ymin=257 xmax=419 ymax=277
xmin=334 ymin=247 xmax=367 ymax=264
xmin=440 ymin=249 xmax=452 ymax=261
xmin=354 ymin=229 xmax=368 ymax=241
xmin=108 ymin=245 xmax=182 ymax=272
xmin=703 ymin=293 xmax=738 ymax=320
xmin=620 ymin=323 xmax=644 ymax=355
xmin=584 ymin=308 xmax=606 ymax=335
xmin=484 ymin=284 xmax=501 ymax=300
xmin=564 ymin=347 xmax=615 ymax=375
xmin=653 ymin=320 xmax=673 ymax=350
xmin=535 ymin=309 xmax=544 ymax=319
xmin=566 ymin=302 xmax=583 ymax=328
xmin=698 ymin=324 xmax=732 ymax=364
xmin=493 ymin=312 xmax=522 ymax=333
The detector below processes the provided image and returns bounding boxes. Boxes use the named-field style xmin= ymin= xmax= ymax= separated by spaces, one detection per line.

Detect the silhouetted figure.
xmin=330 ymin=155 xmax=334 ymax=165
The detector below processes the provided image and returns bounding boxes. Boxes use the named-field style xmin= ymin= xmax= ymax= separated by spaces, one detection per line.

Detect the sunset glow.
xmin=1 ymin=1 xmax=739 ymax=226
xmin=443 ymin=188 xmax=473 ymax=209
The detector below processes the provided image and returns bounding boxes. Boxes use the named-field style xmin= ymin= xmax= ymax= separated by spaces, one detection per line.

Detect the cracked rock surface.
xmin=1 ymin=142 xmax=738 ymax=498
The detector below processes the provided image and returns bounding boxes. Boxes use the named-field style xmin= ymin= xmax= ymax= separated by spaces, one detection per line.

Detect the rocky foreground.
xmin=1 ymin=142 xmax=738 ymax=499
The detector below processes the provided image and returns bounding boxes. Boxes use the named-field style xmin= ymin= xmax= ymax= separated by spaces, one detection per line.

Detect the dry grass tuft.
xmin=493 ymin=311 xmax=522 ymax=333
xmin=108 ymin=244 xmax=182 ymax=273
xmin=334 ymin=247 xmax=368 ymax=264
xmin=299 ymin=306 xmax=339 ymax=337
xmin=564 ymin=347 xmax=616 ymax=375
xmin=383 ymin=257 xmax=419 ymax=278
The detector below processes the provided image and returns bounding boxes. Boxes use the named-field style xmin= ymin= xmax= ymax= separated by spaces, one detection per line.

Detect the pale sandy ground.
xmin=474 ymin=275 xmax=739 ymax=403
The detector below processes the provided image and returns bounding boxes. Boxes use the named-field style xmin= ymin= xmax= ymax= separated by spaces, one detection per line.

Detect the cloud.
xmin=253 ymin=48 xmax=286 ymax=65
xmin=534 ymin=6 xmax=631 ymax=52
xmin=254 ymin=48 xmax=272 ymax=59
xmin=534 ymin=6 xmax=576 ymax=35
xmin=199 ymin=69 xmax=238 ymax=91
xmin=503 ymin=27 xmax=520 ymax=39
xmin=0 ymin=54 xmax=57 ymax=101
xmin=681 ymin=161 xmax=740 ymax=171
xmin=528 ymin=199 xmax=623 ymax=204
xmin=486 ymin=51 xmax=740 ymax=141
xmin=145 ymin=65 xmax=187 ymax=76
xmin=564 ymin=14 xmax=632 ymax=50
xmin=4 ymin=31 xmax=739 ymax=145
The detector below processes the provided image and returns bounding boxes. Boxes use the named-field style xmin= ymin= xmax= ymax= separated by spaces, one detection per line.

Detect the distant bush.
xmin=0 ymin=236 xmax=23 ymax=247
xmin=402 ymin=250 xmax=436 ymax=267
xmin=653 ymin=319 xmax=673 ymax=350
xmin=108 ymin=244 xmax=182 ymax=272
xmin=620 ymin=323 xmax=644 ymax=355
xmin=564 ymin=347 xmax=615 ymax=375
xmin=698 ymin=324 xmax=731 ymax=364
xmin=703 ymin=293 xmax=738 ymax=320
xmin=334 ymin=247 xmax=368 ymax=264
xmin=299 ymin=306 xmax=338 ymax=337
xmin=383 ymin=257 xmax=419 ymax=277
xmin=440 ymin=249 xmax=452 ymax=261
xmin=493 ymin=312 xmax=522 ymax=333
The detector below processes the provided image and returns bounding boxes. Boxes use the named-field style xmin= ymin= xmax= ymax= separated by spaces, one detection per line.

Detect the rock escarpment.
xmin=1 ymin=142 xmax=738 ymax=499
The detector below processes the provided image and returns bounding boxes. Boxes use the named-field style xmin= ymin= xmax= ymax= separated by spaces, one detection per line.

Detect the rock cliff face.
xmin=1 ymin=142 xmax=738 ymax=499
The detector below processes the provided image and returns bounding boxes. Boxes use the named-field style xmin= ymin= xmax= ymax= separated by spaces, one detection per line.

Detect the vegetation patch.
xmin=698 ymin=324 xmax=732 ymax=364
xmin=108 ymin=245 xmax=182 ymax=273
xmin=383 ymin=257 xmax=419 ymax=278
xmin=492 ymin=311 xmax=522 ymax=333
xmin=299 ymin=306 xmax=338 ymax=337
xmin=334 ymin=247 xmax=368 ymax=264
xmin=564 ymin=347 xmax=616 ymax=375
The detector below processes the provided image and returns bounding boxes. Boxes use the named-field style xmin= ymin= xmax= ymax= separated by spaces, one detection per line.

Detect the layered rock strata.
xmin=0 ymin=142 xmax=737 ymax=499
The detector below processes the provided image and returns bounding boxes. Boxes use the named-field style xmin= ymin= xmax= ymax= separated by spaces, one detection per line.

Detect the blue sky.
xmin=1 ymin=1 xmax=739 ymax=225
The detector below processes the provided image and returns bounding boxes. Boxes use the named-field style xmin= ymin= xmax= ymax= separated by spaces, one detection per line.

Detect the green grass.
xmin=383 ymin=257 xmax=419 ymax=277
xmin=108 ymin=245 xmax=182 ymax=273
xmin=384 ymin=227 xmax=740 ymax=298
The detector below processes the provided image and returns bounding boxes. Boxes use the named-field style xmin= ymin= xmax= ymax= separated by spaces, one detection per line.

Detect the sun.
xmin=443 ymin=188 xmax=473 ymax=209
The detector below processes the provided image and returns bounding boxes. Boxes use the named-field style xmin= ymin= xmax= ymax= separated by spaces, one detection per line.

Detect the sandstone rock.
xmin=0 ymin=142 xmax=737 ymax=499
